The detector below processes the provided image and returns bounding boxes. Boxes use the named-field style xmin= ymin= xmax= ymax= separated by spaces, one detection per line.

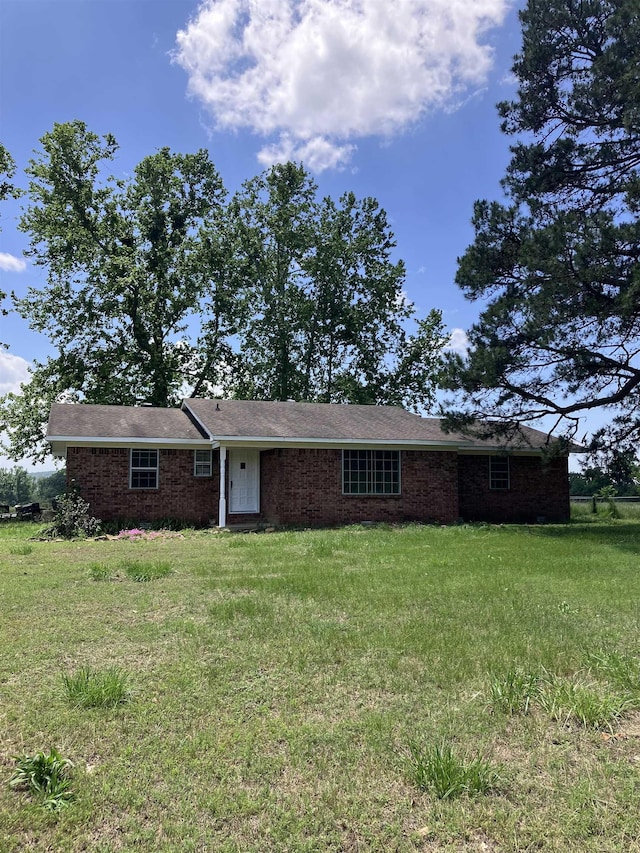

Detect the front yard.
xmin=1 ymin=518 xmax=639 ymax=851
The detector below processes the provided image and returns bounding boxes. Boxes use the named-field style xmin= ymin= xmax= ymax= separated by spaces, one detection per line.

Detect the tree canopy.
xmin=1 ymin=124 xmax=445 ymax=462
xmin=445 ymin=0 xmax=640 ymax=449
xmin=0 ymin=143 xmax=21 ymax=338
xmin=227 ymin=162 xmax=444 ymax=408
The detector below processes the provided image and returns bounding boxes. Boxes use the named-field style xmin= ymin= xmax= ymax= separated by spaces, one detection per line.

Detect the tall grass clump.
xmin=538 ymin=676 xmax=632 ymax=730
xmin=584 ymin=648 xmax=640 ymax=693
xmin=120 ymin=559 xmax=172 ymax=582
xmin=62 ymin=666 xmax=131 ymax=709
xmin=488 ymin=667 xmax=541 ymax=715
xmin=9 ymin=749 xmax=74 ymax=811
xmin=87 ymin=562 xmax=112 ymax=581
xmin=407 ymin=742 xmax=500 ymax=799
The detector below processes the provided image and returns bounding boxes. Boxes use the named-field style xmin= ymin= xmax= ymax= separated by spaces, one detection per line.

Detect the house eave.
xmin=47 ymin=436 xmax=212 ymax=453
xmin=47 ymin=434 xmax=551 ymax=455
xmin=210 ymin=436 xmax=548 ymax=453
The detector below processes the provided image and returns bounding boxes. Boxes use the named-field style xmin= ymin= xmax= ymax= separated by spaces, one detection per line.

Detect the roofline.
xmin=181 ymin=400 xmax=215 ymax=439
xmin=46 ymin=433 xmax=552 ymax=454
xmin=211 ymin=436 xmax=547 ymax=454
xmin=47 ymin=436 xmax=210 ymax=446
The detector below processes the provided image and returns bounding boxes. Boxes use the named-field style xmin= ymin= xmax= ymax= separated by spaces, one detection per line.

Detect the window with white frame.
xmin=489 ymin=456 xmax=510 ymax=490
xmin=342 ymin=450 xmax=400 ymax=495
xmin=130 ymin=449 xmax=159 ymax=489
xmin=194 ymin=449 xmax=212 ymax=477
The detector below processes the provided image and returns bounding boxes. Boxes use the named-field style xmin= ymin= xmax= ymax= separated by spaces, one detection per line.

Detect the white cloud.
xmin=0 ymin=351 xmax=31 ymax=396
xmin=444 ymin=327 xmax=470 ymax=355
xmin=0 ymin=252 xmax=26 ymax=273
xmin=174 ymin=0 xmax=510 ymax=171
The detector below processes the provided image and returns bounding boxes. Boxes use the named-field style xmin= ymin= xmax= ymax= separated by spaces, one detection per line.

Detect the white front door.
xmin=229 ymin=449 xmax=260 ymax=514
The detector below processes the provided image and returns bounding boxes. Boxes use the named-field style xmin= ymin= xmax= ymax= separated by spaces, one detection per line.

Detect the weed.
xmin=538 ymin=676 xmax=632 ymax=730
xmin=584 ymin=648 xmax=640 ymax=693
xmin=488 ymin=667 xmax=541 ymax=715
xmin=9 ymin=544 xmax=33 ymax=555
xmin=120 ymin=559 xmax=172 ymax=582
xmin=407 ymin=742 xmax=500 ymax=799
xmin=87 ymin=562 xmax=112 ymax=581
xmin=62 ymin=666 xmax=131 ymax=709
xmin=9 ymin=748 xmax=74 ymax=810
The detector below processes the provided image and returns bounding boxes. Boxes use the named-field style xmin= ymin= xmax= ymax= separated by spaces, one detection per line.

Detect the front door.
xmin=229 ymin=449 xmax=260 ymax=514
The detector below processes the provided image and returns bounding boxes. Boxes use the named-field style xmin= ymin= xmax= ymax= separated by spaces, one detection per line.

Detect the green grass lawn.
xmin=1 ymin=516 xmax=640 ymax=851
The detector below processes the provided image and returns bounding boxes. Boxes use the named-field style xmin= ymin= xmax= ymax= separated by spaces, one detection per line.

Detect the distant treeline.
xmin=0 ymin=468 xmax=66 ymax=507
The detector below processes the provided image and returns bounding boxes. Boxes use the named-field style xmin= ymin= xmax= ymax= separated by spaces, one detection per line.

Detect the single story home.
xmin=46 ymin=399 xmax=570 ymax=527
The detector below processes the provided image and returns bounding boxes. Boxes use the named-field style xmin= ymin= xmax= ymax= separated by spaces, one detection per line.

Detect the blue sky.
xmin=1 ymin=0 xmax=534 ymax=468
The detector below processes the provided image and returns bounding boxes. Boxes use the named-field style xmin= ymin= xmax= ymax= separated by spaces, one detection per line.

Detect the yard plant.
xmin=1 ymin=514 xmax=640 ymax=851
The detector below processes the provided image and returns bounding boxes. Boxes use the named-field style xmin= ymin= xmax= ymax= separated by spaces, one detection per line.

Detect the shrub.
xmin=9 ymin=748 xmax=74 ymax=810
xmin=62 ymin=666 xmax=131 ymax=708
xmin=407 ymin=742 xmax=500 ymax=799
xmin=42 ymin=493 xmax=101 ymax=539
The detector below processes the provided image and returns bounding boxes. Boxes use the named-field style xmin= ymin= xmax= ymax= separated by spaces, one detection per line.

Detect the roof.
xmin=47 ymin=399 xmax=560 ymax=453
xmin=47 ymin=403 xmax=207 ymax=442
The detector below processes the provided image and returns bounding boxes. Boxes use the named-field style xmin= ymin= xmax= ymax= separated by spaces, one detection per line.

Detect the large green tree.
xmin=0 ymin=143 xmax=21 ymax=337
xmin=228 ymin=162 xmax=445 ymax=408
xmin=445 ymin=0 xmax=640 ymax=448
xmin=2 ymin=127 xmax=444 ymax=463
xmin=1 ymin=122 xmax=238 ymax=460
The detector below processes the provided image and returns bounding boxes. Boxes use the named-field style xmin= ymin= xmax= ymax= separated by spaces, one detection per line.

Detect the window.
xmin=343 ymin=450 xmax=400 ymax=495
xmin=130 ymin=449 xmax=158 ymax=489
xmin=194 ymin=449 xmax=212 ymax=477
xmin=489 ymin=456 xmax=510 ymax=490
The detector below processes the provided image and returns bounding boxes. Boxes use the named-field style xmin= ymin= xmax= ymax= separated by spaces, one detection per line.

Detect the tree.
xmin=37 ymin=469 xmax=67 ymax=503
xmin=1 ymin=127 xmax=445 ymax=463
xmin=228 ymin=162 xmax=445 ymax=408
xmin=0 ymin=467 xmax=36 ymax=506
xmin=445 ymin=0 xmax=640 ymax=448
xmin=0 ymin=143 xmax=21 ymax=339
xmin=1 ymin=121 xmax=238 ymax=461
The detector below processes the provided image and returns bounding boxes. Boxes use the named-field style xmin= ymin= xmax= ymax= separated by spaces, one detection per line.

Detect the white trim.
xmin=181 ymin=401 xmax=215 ymax=439
xmin=193 ymin=448 xmax=213 ymax=477
xmin=48 ymin=434 xmax=548 ymax=456
xmin=228 ymin=449 xmax=260 ymax=514
xmin=129 ymin=448 xmax=159 ymax=490
xmin=489 ymin=456 xmax=511 ymax=490
xmin=342 ymin=449 xmax=401 ymax=496
xmin=47 ymin=435 xmax=209 ymax=447
xmin=218 ymin=446 xmax=227 ymax=527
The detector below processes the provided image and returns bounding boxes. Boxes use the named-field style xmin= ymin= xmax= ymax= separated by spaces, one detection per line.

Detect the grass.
xmin=61 ymin=666 xmax=131 ymax=709
xmin=407 ymin=742 xmax=500 ymax=799
xmin=1 ymin=515 xmax=640 ymax=850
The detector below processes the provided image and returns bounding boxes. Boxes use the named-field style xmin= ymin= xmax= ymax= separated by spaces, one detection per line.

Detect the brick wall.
xmin=66 ymin=445 xmax=570 ymax=527
xmin=66 ymin=447 xmax=219 ymax=525
xmin=253 ymin=448 xmax=460 ymax=526
xmin=457 ymin=454 xmax=570 ymax=523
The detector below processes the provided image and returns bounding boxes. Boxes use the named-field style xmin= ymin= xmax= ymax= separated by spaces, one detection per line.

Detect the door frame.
xmin=228 ymin=448 xmax=260 ymax=514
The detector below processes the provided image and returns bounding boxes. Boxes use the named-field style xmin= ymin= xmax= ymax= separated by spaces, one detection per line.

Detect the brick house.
xmin=47 ymin=399 xmax=570 ymax=527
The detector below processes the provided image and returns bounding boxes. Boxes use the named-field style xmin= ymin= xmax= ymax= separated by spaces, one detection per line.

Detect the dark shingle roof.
xmin=184 ymin=399 xmax=452 ymax=442
xmin=183 ymin=399 xmax=554 ymax=449
xmin=47 ymin=403 xmax=207 ymax=441
xmin=46 ymin=399 xmax=558 ymax=451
